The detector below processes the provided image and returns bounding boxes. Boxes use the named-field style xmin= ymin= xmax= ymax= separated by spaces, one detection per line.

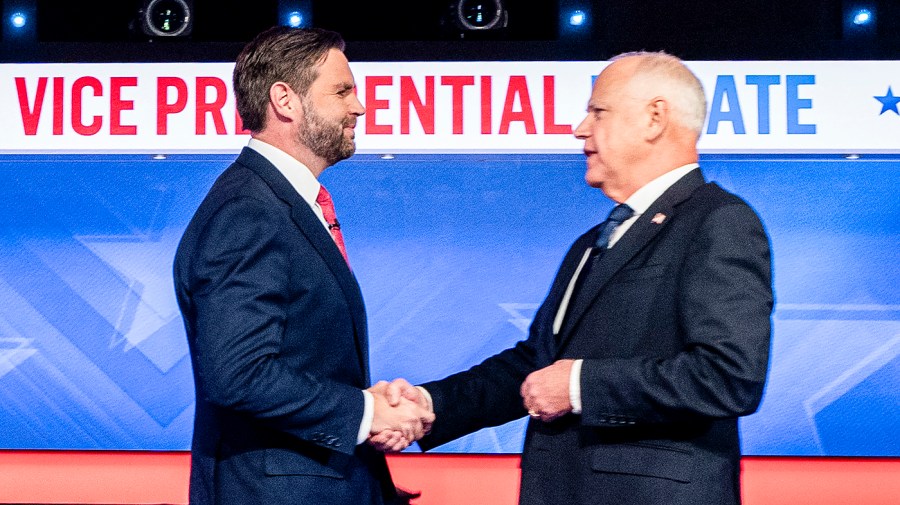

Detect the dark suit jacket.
xmin=420 ymin=168 xmax=773 ymax=505
xmin=174 ymin=148 xmax=397 ymax=505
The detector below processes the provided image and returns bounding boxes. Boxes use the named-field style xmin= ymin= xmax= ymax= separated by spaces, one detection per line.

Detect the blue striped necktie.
xmin=594 ymin=203 xmax=635 ymax=250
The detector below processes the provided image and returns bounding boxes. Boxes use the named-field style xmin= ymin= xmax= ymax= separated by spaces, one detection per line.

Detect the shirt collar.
xmin=247 ymin=138 xmax=321 ymax=207
xmin=623 ymin=163 xmax=699 ymax=216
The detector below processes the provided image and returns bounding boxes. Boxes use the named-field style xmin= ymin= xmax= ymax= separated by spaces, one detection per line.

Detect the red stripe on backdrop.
xmin=0 ymin=451 xmax=898 ymax=505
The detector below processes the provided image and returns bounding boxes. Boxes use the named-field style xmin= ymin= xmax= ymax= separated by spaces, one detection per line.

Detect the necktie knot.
xmin=316 ymin=185 xmax=334 ymax=212
xmin=594 ymin=203 xmax=635 ymax=249
xmin=607 ymin=203 xmax=635 ymax=224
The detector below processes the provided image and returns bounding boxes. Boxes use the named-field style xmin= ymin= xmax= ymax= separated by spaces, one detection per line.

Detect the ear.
xmin=268 ymin=81 xmax=301 ymax=121
xmin=644 ymin=97 xmax=669 ymax=142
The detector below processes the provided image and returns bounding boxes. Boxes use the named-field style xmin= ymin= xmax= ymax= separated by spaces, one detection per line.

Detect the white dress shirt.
xmin=247 ymin=139 xmax=375 ymax=444
xmin=566 ymin=164 xmax=699 ymax=414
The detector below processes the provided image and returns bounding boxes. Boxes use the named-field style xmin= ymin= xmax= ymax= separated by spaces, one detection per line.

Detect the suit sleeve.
xmin=580 ymin=203 xmax=773 ymax=426
xmin=418 ymin=328 xmax=538 ymax=449
xmin=187 ymin=196 xmax=363 ymax=454
xmin=419 ymin=233 xmax=596 ymax=449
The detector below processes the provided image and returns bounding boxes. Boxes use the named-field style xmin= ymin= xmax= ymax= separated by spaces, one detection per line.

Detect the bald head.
xmin=610 ymin=52 xmax=707 ymax=138
xmin=573 ymin=51 xmax=705 ymax=202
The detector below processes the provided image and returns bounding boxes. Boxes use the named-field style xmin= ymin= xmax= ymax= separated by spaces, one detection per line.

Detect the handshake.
xmin=363 ymin=359 xmax=577 ymax=452
xmin=366 ymin=379 xmax=434 ymax=452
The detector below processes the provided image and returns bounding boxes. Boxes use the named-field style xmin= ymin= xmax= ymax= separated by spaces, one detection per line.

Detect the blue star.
xmin=874 ymin=86 xmax=900 ymax=115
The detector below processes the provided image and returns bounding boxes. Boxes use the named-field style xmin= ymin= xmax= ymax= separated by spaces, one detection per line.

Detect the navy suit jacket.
xmin=174 ymin=148 xmax=397 ymax=504
xmin=420 ymin=168 xmax=773 ymax=505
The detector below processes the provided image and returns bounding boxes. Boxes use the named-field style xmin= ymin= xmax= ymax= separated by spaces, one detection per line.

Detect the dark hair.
xmin=233 ymin=26 xmax=346 ymax=133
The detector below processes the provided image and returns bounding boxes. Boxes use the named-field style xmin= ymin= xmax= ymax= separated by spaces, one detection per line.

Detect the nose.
xmin=350 ymin=86 xmax=365 ymax=116
xmin=573 ymin=114 xmax=591 ymax=140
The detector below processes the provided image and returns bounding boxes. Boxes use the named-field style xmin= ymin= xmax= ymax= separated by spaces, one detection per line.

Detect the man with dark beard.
xmin=173 ymin=27 xmax=433 ymax=505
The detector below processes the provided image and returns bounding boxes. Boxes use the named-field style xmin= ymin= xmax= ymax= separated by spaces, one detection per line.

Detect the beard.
xmin=298 ymin=98 xmax=356 ymax=166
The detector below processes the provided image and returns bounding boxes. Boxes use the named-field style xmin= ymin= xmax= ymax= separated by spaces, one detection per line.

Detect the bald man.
xmin=381 ymin=52 xmax=773 ymax=505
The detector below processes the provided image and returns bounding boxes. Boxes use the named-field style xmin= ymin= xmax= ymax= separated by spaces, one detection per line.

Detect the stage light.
xmin=851 ymin=8 xmax=873 ymax=26
xmin=569 ymin=10 xmax=586 ymax=26
xmin=452 ymin=0 xmax=507 ymax=31
xmin=10 ymin=12 xmax=27 ymax=29
xmin=139 ymin=0 xmax=193 ymax=38
xmin=842 ymin=2 xmax=877 ymax=40
xmin=279 ymin=1 xmax=311 ymax=29
xmin=559 ymin=3 xmax=591 ymax=38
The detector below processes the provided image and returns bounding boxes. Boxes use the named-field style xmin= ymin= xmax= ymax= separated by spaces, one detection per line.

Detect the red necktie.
xmin=316 ymin=185 xmax=350 ymax=266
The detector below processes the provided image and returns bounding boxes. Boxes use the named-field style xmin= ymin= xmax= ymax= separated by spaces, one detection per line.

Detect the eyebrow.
xmin=334 ymin=81 xmax=355 ymax=94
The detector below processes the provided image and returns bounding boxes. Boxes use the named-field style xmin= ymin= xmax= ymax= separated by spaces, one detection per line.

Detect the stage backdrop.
xmin=0 ymin=61 xmax=898 ymax=456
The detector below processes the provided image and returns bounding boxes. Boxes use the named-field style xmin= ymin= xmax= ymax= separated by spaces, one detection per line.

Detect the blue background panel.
xmin=0 ymin=153 xmax=897 ymax=455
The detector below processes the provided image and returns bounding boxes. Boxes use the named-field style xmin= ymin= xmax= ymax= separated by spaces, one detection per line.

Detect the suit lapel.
xmin=287 ymin=205 xmax=370 ymax=378
xmin=236 ymin=148 xmax=370 ymax=377
xmin=557 ymin=169 xmax=706 ymax=349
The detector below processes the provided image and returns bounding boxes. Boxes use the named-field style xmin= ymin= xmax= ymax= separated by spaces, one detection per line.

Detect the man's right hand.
xmin=369 ymin=389 xmax=434 ymax=445
xmin=367 ymin=379 xmax=434 ymax=452
xmin=382 ymin=378 xmax=432 ymax=411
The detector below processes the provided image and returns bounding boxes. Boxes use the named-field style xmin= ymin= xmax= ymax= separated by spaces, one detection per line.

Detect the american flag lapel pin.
xmin=651 ymin=213 xmax=667 ymax=225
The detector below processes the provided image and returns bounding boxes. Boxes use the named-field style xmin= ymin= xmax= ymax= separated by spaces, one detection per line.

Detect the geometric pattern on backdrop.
xmin=0 ymin=154 xmax=897 ymax=455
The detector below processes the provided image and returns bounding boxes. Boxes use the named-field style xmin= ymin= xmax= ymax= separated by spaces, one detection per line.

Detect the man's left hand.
xmin=520 ymin=359 xmax=574 ymax=423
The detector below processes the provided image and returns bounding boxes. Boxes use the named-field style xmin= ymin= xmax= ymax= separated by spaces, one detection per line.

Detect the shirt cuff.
xmin=416 ymin=386 xmax=434 ymax=412
xmin=357 ymin=389 xmax=375 ymax=445
xmin=569 ymin=359 xmax=584 ymax=415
